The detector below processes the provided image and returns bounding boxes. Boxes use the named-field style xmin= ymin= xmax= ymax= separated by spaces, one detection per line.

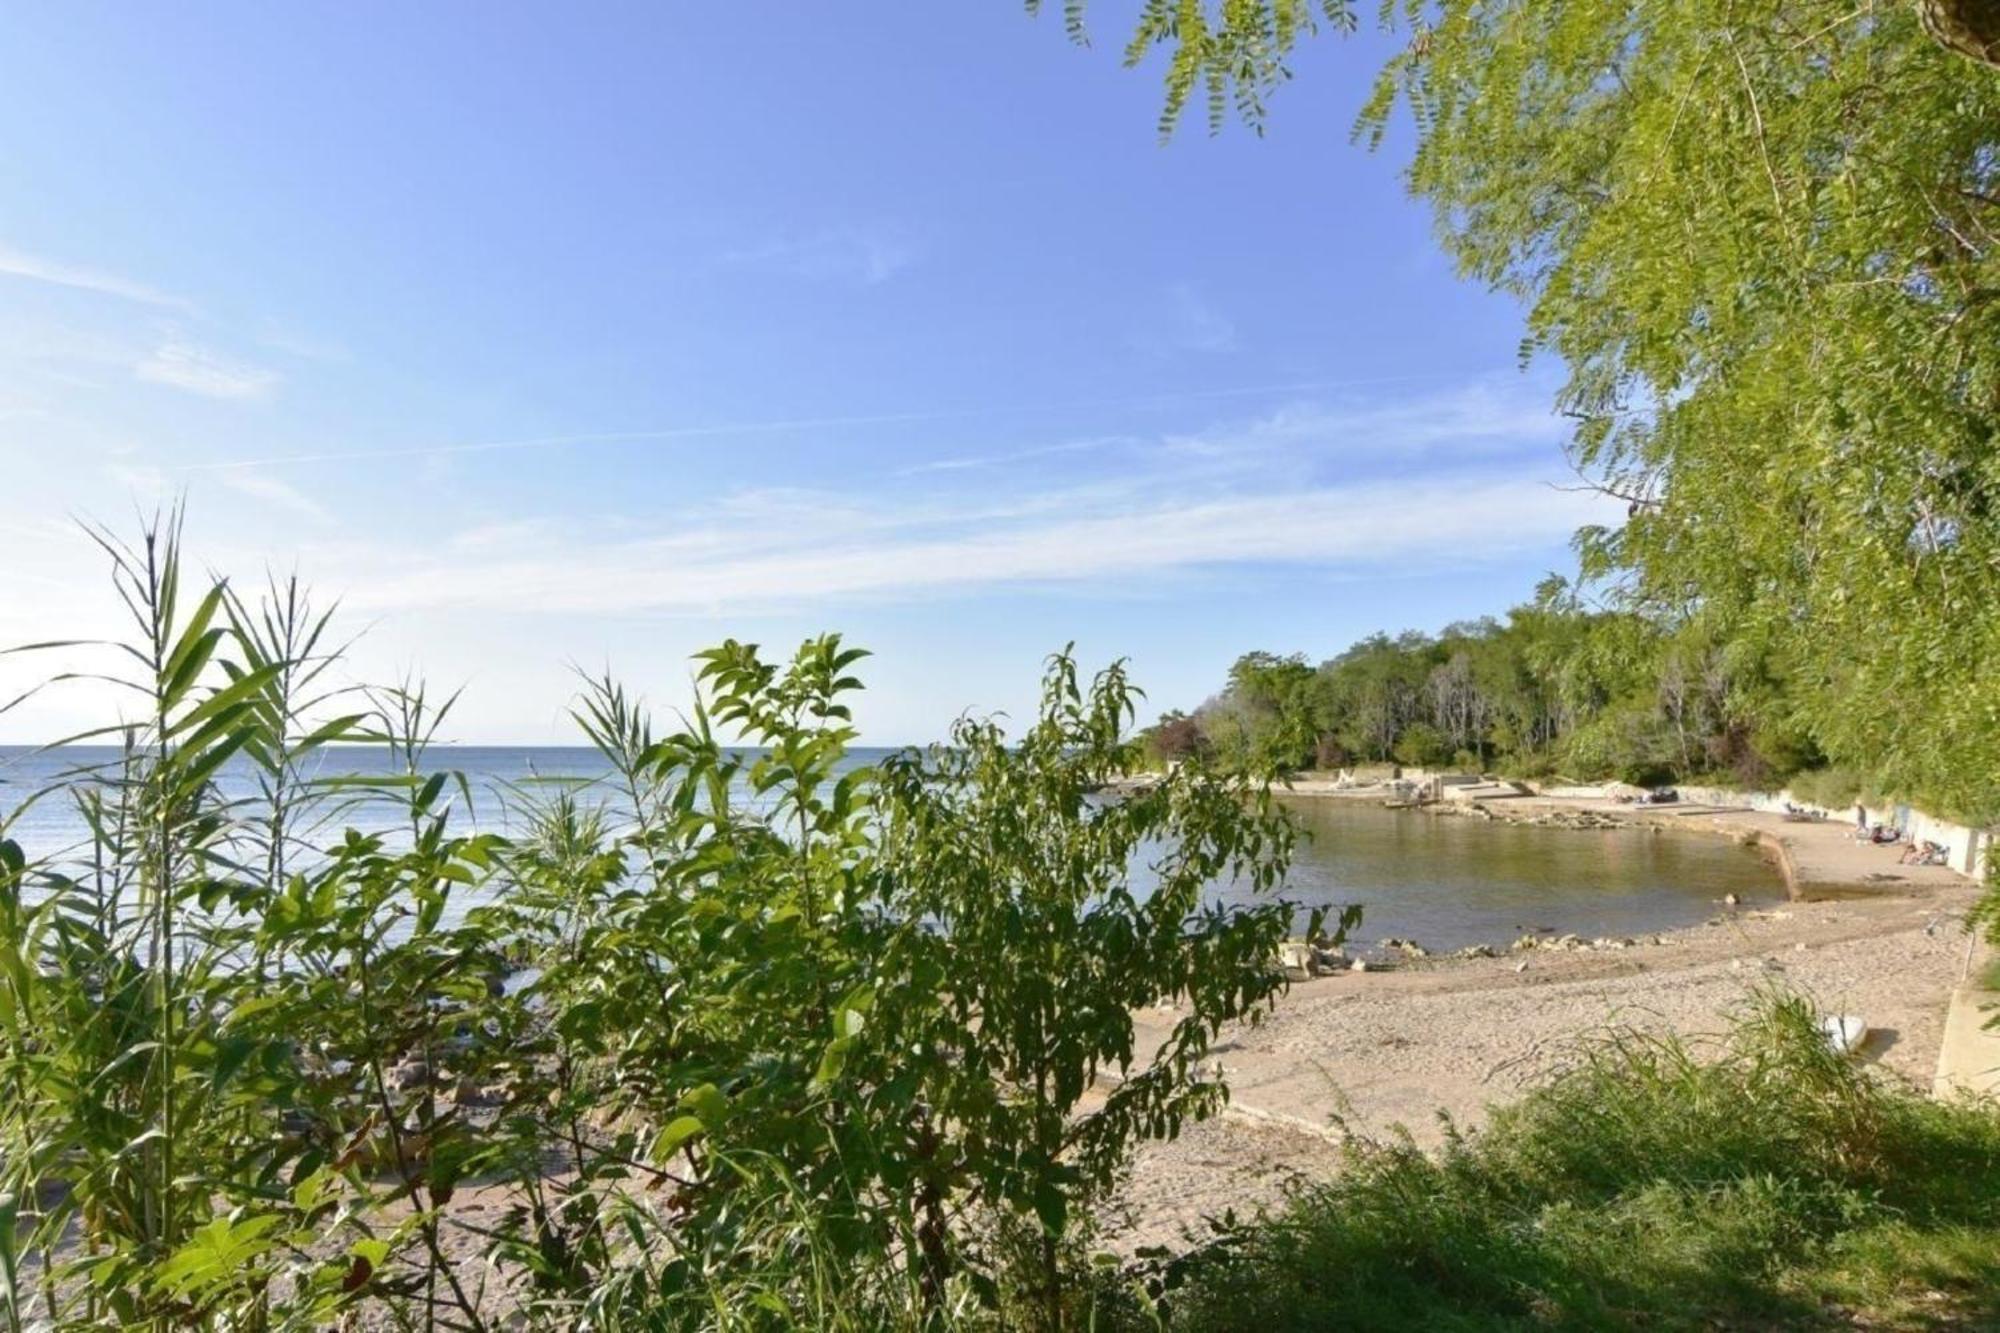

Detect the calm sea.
xmin=0 ymin=744 xmax=889 ymax=855
xmin=0 ymin=746 xmax=1780 ymax=953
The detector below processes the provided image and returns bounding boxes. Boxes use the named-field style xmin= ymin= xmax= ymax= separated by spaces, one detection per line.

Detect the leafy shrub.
xmin=1785 ymin=765 xmax=1882 ymax=813
xmin=0 ymin=516 xmax=1322 ymax=1329
xmin=1556 ymin=700 xmax=1665 ymax=783
xmin=1392 ymin=723 xmax=1449 ymax=768
xmin=1143 ymin=711 xmax=1211 ymax=769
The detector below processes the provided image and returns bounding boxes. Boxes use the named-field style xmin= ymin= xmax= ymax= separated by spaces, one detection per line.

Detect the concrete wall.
xmin=1677 ymin=783 xmax=1991 ymax=879
xmin=1539 ymin=784 xmax=1635 ymax=800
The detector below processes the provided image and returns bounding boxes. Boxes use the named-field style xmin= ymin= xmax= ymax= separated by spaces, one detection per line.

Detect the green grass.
xmin=1154 ymin=992 xmax=2000 ymax=1331
xmin=1977 ymin=956 xmax=2000 ymax=994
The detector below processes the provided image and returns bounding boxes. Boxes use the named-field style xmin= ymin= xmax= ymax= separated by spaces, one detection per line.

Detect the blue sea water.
xmin=0 ymin=744 xmax=890 ymax=854
xmin=0 ymin=745 xmax=1780 ymax=952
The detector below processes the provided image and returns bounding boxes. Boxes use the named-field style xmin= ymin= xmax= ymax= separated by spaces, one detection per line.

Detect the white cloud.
xmin=255 ymin=320 xmax=351 ymax=363
xmin=896 ymin=436 xmax=1134 ymax=477
xmin=446 ymin=517 xmax=563 ymax=554
xmin=1164 ymin=378 xmax=1568 ymax=460
xmin=135 ymin=337 xmax=278 ymax=400
xmin=98 ymin=461 xmax=333 ymax=526
xmin=120 ymin=373 xmax=1593 ymax=621
xmin=326 ymin=475 xmax=1615 ymax=617
xmin=0 ymin=242 xmax=196 ymax=312
xmin=166 ymin=374 xmax=1478 ymax=475
xmin=1 ymin=368 xmax=1605 ymax=744
xmin=102 ymin=460 xmax=172 ymax=498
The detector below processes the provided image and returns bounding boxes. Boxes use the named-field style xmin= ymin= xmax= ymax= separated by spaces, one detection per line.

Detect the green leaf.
xmin=161 ymin=583 xmax=229 ymax=704
xmin=679 ymin=1082 xmax=729 ymax=1126
xmin=1032 ymin=1179 xmax=1068 ymax=1238
xmin=349 ymin=1237 xmax=390 ymax=1267
xmin=165 ymin=659 xmax=288 ymax=740
xmin=152 ymin=1213 xmax=284 ymax=1297
xmin=650 ymin=1115 xmax=707 ymax=1163
xmin=814 ymin=1036 xmax=852 ymax=1087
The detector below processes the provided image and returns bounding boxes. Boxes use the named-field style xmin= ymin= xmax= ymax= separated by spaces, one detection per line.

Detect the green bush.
xmin=1557 ymin=701 xmax=1668 ymax=784
xmin=1160 ymin=992 xmax=2000 ymax=1331
xmin=1392 ymin=723 xmax=1450 ymax=769
xmin=0 ymin=516 xmax=1320 ymax=1331
xmin=1785 ymin=766 xmax=1882 ymax=813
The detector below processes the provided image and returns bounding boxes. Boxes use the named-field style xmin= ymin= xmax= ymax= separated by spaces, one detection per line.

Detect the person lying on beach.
xmin=1900 ymin=839 xmax=1947 ymax=866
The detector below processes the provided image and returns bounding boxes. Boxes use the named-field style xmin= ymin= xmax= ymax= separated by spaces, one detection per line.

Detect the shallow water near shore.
xmin=1 ymin=746 xmax=1783 ymax=950
xmin=1245 ymin=798 xmax=1785 ymax=954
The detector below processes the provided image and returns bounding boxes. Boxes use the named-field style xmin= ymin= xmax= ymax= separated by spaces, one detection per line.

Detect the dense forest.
xmin=1146 ymin=577 xmax=1827 ymax=794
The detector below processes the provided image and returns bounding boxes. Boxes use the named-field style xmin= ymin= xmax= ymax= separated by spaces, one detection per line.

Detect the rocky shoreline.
xmin=1274 ymin=924 xmax=1686 ymax=981
xmin=1097 ymin=777 xmax=1986 ymax=1251
xmin=1107 ymin=871 xmax=1983 ymax=1251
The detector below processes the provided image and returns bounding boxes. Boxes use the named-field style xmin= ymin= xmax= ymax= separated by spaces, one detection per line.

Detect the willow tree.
xmin=1358 ymin=1 xmax=1999 ymax=826
xmin=1039 ymin=0 xmax=2000 ymax=131
xmin=1043 ymin=1 xmax=2000 ymax=823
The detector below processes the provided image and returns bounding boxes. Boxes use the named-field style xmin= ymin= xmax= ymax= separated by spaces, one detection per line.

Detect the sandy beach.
xmin=328 ymin=790 xmax=1994 ymax=1308
xmin=1100 ymin=792 xmax=1986 ymax=1251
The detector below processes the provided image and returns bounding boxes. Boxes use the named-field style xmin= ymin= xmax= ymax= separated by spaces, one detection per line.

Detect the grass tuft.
xmin=1976 ymin=955 xmax=2000 ymax=993
xmin=1159 ymin=991 xmax=2000 ymax=1331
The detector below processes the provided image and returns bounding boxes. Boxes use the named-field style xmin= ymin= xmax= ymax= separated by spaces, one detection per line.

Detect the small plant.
xmin=1977 ymin=955 xmax=2000 ymax=994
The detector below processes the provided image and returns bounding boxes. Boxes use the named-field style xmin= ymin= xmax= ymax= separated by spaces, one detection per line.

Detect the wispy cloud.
xmin=270 ymin=369 xmax=1598 ymax=618
xmin=255 ymin=319 xmax=351 ymax=364
xmin=169 ymin=373 xmax=1456 ymax=474
xmin=719 ymin=224 xmax=917 ymax=285
xmin=98 ymin=456 xmax=330 ymax=526
xmin=1145 ymin=284 xmax=1237 ymax=354
xmin=0 ymin=242 xmax=196 ymax=313
xmin=135 ymin=336 xmax=278 ymax=401
xmin=1164 ymin=377 xmax=1568 ymax=460
xmin=102 ymin=461 xmax=171 ymax=497
xmin=215 ymin=470 xmax=332 ymax=523
xmin=894 ymin=436 xmax=1131 ymax=477
xmin=322 ymin=474 xmax=1612 ymax=618
xmin=7 ymin=367 xmax=1594 ymax=744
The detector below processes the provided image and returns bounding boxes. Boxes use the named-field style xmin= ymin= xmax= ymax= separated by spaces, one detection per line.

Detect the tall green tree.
xmin=1362 ymin=0 xmax=2000 ymax=822
xmin=1041 ymin=0 xmax=2000 ymax=824
xmin=1040 ymin=0 xmax=2000 ymax=138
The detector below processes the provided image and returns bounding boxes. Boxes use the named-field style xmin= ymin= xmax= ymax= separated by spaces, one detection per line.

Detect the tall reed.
xmin=0 ymin=514 xmax=1314 ymax=1330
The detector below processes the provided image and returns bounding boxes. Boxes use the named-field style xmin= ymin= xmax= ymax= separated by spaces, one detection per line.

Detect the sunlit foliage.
xmin=0 ymin=518 xmax=1314 ymax=1329
xmin=1153 ymin=584 xmax=1821 ymax=791
xmin=1045 ymin=1 xmax=1999 ymax=828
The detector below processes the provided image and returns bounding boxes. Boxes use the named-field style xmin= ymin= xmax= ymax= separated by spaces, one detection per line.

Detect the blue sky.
xmin=0 ymin=2 xmax=1613 ymax=744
